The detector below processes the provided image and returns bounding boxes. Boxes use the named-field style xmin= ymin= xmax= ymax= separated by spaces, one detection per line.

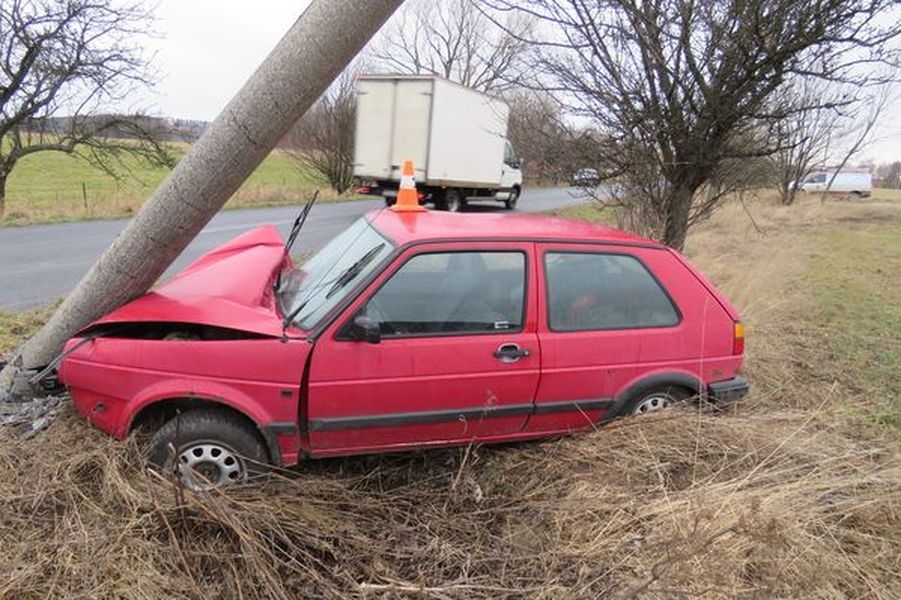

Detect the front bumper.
xmin=708 ymin=376 xmax=750 ymax=402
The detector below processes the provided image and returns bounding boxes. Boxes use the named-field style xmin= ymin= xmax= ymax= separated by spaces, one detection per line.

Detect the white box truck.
xmin=798 ymin=169 xmax=873 ymax=197
xmin=353 ymin=74 xmax=523 ymax=211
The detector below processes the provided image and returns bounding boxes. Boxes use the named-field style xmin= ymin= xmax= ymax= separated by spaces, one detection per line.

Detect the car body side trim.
xmin=533 ymin=398 xmax=612 ymax=414
xmin=309 ymin=398 xmax=612 ymax=432
xmin=267 ymin=421 xmax=297 ymax=435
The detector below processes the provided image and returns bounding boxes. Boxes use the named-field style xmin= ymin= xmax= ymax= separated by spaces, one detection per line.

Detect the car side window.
xmin=359 ymin=251 xmax=526 ymax=337
xmin=545 ymin=252 xmax=679 ymax=331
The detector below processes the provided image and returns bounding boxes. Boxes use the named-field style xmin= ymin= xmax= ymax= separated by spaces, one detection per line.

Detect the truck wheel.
xmin=504 ymin=187 xmax=520 ymax=210
xmin=384 ymin=196 xmax=396 ymax=207
xmin=443 ymin=189 xmax=463 ymax=212
xmin=147 ymin=409 xmax=269 ymax=490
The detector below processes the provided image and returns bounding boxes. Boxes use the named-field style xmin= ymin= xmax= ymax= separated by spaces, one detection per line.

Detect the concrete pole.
xmin=1 ymin=0 xmax=404 ymax=397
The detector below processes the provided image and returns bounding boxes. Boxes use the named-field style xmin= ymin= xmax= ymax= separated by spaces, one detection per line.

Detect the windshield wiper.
xmin=325 ymin=244 xmax=386 ymax=300
xmin=280 ymin=244 xmax=385 ymax=331
xmin=275 ymin=190 xmax=319 ymax=291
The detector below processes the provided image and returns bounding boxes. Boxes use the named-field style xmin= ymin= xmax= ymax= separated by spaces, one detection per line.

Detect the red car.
xmin=58 ymin=209 xmax=748 ymax=489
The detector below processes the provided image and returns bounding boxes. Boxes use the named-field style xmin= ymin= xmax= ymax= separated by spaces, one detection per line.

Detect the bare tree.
xmin=0 ymin=0 xmax=174 ymax=218
xmin=876 ymin=161 xmax=901 ymax=188
xmin=484 ymin=0 xmax=901 ymax=249
xmin=506 ymin=89 xmax=577 ymax=183
xmin=369 ymin=0 xmax=532 ymax=93
xmin=768 ymin=83 xmax=840 ymax=205
xmin=0 ymin=0 xmax=405 ymax=400
xmin=284 ymin=65 xmax=359 ymax=194
xmin=822 ymin=82 xmax=892 ymax=196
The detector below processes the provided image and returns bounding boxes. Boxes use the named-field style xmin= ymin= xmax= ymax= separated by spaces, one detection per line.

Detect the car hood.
xmin=89 ymin=225 xmax=292 ymax=337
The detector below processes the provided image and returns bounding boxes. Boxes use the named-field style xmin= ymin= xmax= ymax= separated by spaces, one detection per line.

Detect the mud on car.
xmin=58 ymin=209 xmax=748 ymax=489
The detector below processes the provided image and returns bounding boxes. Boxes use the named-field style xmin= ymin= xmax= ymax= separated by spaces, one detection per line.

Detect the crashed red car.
xmin=58 ymin=209 xmax=748 ymax=488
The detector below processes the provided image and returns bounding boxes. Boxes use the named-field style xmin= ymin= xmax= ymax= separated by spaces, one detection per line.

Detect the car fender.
xmin=118 ymin=377 xmax=275 ymax=439
xmin=607 ymin=369 xmax=703 ymax=419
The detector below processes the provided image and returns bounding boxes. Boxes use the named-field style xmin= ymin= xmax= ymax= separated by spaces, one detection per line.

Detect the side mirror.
xmin=509 ymin=158 xmax=523 ymax=169
xmin=351 ymin=315 xmax=381 ymax=344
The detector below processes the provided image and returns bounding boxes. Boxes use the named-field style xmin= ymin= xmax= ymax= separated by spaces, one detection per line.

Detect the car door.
xmin=528 ymin=243 xmax=685 ymax=433
xmin=305 ymin=242 xmax=540 ymax=456
xmin=500 ymin=141 xmax=522 ymax=190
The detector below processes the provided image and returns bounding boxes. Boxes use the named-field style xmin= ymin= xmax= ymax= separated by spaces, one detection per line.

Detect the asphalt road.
xmin=0 ymin=187 xmax=587 ymax=312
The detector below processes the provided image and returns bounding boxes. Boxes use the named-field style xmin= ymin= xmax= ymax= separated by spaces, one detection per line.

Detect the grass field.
xmin=1 ymin=194 xmax=899 ymax=598
xmin=1 ymin=143 xmax=338 ymax=226
xmin=873 ymin=187 xmax=901 ymax=201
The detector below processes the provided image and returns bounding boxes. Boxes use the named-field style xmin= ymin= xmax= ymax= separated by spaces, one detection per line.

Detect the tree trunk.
xmin=661 ymin=184 xmax=694 ymax=251
xmin=0 ymin=174 xmax=6 ymax=219
xmin=781 ymin=182 xmax=798 ymax=206
xmin=0 ymin=0 xmax=403 ymax=396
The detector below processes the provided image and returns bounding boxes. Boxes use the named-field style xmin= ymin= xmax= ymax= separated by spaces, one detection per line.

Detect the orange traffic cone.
xmin=391 ymin=160 xmax=426 ymax=212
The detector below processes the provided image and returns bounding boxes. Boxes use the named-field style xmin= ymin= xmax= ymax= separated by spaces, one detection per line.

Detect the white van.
xmin=799 ymin=170 xmax=872 ymax=197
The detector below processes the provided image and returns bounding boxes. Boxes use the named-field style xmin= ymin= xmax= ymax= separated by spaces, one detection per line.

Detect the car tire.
xmin=504 ymin=187 xmax=520 ymax=210
xmin=442 ymin=189 xmax=463 ymax=212
xmin=623 ymin=386 xmax=692 ymax=416
xmin=147 ymin=409 xmax=269 ymax=490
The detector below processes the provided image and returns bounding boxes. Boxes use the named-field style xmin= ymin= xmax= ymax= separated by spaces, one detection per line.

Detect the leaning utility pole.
xmin=0 ymin=0 xmax=405 ymax=400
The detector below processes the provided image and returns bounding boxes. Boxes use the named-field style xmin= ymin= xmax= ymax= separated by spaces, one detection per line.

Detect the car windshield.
xmin=276 ymin=217 xmax=394 ymax=330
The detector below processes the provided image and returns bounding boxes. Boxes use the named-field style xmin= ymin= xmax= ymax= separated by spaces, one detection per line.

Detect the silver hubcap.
xmin=633 ymin=394 xmax=672 ymax=415
xmin=177 ymin=443 xmax=245 ymax=490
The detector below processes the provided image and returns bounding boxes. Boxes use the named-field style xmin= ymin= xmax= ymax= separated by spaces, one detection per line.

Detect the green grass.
xmin=546 ymin=201 xmax=617 ymax=224
xmin=807 ymin=225 xmax=901 ymax=427
xmin=1 ymin=143 xmax=344 ymax=226
xmin=873 ymin=187 xmax=901 ymax=202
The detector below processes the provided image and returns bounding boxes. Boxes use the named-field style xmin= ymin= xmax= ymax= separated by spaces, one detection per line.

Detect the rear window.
xmin=545 ymin=252 xmax=680 ymax=331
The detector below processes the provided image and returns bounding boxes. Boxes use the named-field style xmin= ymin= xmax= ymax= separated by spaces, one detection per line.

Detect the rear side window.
xmin=545 ymin=252 xmax=679 ymax=331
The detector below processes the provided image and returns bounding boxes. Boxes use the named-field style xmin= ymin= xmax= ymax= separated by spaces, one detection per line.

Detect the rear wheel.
xmin=441 ymin=189 xmax=463 ymax=212
xmin=625 ymin=387 xmax=692 ymax=416
xmin=147 ymin=409 xmax=269 ymax=490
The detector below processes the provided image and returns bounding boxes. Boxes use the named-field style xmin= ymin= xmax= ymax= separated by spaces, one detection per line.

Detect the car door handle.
xmin=493 ymin=343 xmax=530 ymax=363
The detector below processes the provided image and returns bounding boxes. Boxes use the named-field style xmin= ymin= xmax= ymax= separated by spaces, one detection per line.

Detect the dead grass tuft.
xmin=1 ymin=191 xmax=899 ymax=598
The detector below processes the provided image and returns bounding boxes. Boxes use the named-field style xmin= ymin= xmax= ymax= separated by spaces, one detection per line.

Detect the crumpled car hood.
xmin=89 ymin=226 xmax=291 ymax=337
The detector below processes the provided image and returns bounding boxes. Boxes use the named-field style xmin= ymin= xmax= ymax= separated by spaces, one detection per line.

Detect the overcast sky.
xmin=146 ymin=0 xmax=312 ymax=122
xmin=145 ymin=0 xmax=899 ymax=163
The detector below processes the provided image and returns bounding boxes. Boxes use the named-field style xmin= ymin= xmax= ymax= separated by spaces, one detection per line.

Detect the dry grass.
xmin=1 ymin=193 xmax=899 ymax=599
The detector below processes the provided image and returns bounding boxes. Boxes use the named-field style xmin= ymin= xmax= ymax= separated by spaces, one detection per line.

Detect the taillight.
xmin=733 ymin=321 xmax=745 ymax=355
xmin=355 ymin=186 xmax=371 ymax=194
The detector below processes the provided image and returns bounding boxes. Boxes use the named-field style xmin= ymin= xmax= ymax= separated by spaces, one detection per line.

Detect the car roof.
xmin=367 ymin=208 xmax=662 ymax=248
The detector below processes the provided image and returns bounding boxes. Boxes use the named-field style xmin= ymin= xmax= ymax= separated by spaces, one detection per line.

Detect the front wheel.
xmin=147 ymin=409 xmax=269 ymax=490
xmin=504 ymin=187 xmax=520 ymax=210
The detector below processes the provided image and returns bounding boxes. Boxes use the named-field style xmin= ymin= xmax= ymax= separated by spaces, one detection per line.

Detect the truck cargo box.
xmin=353 ymin=75 xmax=510 ymax=188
